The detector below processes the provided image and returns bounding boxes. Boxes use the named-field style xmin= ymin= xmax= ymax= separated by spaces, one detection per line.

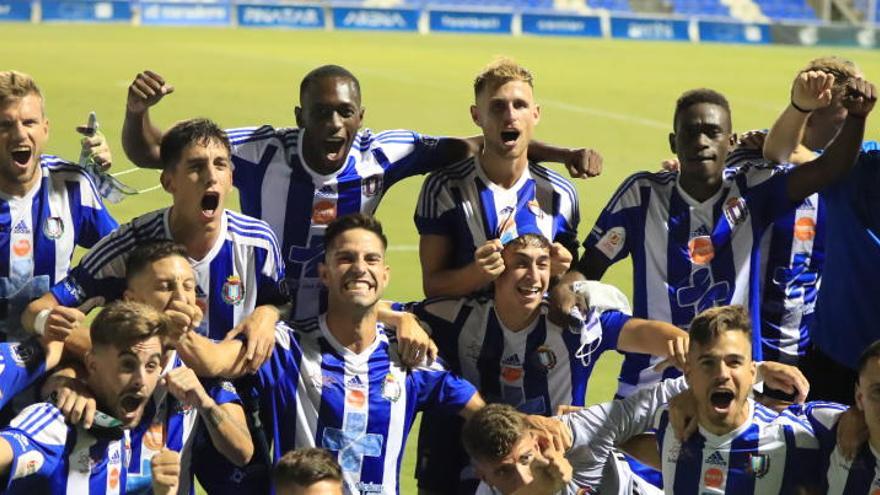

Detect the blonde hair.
xmin=0 ymin=71 xmax=43 ymax=108
xmin=474 ymin=57 xmax=534 ymax=97
xmin=802 ymin=56 xmax=860 ymax=94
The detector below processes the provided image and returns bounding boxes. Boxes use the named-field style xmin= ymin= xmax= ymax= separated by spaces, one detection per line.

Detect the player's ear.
xmin=318 ymin=261 xmax=328 ymax=287
xmin=358 ymin=106 xmax=366 ymax=128
xmin=122 ymin=288 xmax=133 ymax=302
xmin=668 ymin=132 xmax=677 ymax=154
xmin=729 ymin=133 xmax=738 ymax=147
xmin=294 ymin=106 xmax=304 ymax=128
xmin=160 ymin=168 xmax=174 ymax=194
xmin=533 ymin=103 xmax=541 ymax=124
xmin=381 ymin=263 xmax=390 ymax=290
xmin=855 ymin=381 xmax=865 ymax=410
xmin=470 ymin=105 xmax=480 ymax=127
xmin=85 ymin=350 xmax=98 ymax=376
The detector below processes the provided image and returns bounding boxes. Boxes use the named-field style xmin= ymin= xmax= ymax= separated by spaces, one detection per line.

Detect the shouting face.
xmin=0 ymin=94 xmax=48 ymax=195
xmin=296 ymin=76 xmax=364 ymax=174
xmin=161 ymin=139 xmax=232 ymax=227
xmin=87 ymin=336 xmax=164 ymax=428
xmin=471 ymin=80 xmax=540 ymax=161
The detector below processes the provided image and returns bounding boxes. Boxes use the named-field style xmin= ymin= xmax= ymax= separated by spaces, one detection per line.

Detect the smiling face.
xmin=685 ymin=330 xmax=756 ymax=434
xmin=494 ymin=242 xmax=550 ymax=314
xmin=125 ymin=254 xmax=196 ymax=311
xmin=87 ymin=336 xmax=163 ymax=428
xmin=296 ymin=76 xmax=364 ymax=174
xmin=0 ymin=93 xmax=48 ymax=195
xmin=856 ymin=356 xmax=880 ymax=445
xmin=670 ymin=102 xmax=735 ymax=189
xmin=319 ymin=227 xmax=389 ymax=313
xmin=471 ymin=80 xmax=540 ymax=161
xmin=161 ymin=139 xmax=232 ymax=227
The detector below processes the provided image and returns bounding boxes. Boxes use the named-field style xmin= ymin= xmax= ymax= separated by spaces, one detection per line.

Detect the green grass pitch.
xmin=3 ymin=23 xmax=879 ymax=493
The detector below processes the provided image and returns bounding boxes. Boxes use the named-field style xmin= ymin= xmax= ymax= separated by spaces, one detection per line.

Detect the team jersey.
xmin=411 ymin=291 xmax=629 ymax=415
xmin=126 ymin=353 xmax=241 ymax=495
xmin=652 ymin=399 xmax=821 ymax=494
xmin=585 ymin=167 xmax=795 ymax=397
xmin=227 ymin=126 xmax=448 ymax=320
xmin=415 ymin=157 xmax=580 ymax=271
xmin=251 ymin=317 xmax=477 ymax=495
xmin=49 ymin=207 xmax=285 ymax=341
xmin=0 ymin=402 xmax=130 ymax=494
xmin=726 ymin=146 xmax=825 ymax=365
xmin=0 ymin=156 xmax=117 ymax=342
xmin=0 ymin=339 xmax=47 ymax=410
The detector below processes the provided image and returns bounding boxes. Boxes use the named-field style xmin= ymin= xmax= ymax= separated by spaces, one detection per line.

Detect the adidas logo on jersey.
xmin=346 ymin=375 xmax=366 ymax=390
xmin=12 ymin=220 xmax=29 ymax=234
xmin=798 ymin=196 xmax=815 ymax=210
xmin=691 ymin=225 xmax=711 ymax=238
xmin=501 ymin=354 xmax=521 ymax=366
xmin=706 ymin=451 xmax=726 ymax=466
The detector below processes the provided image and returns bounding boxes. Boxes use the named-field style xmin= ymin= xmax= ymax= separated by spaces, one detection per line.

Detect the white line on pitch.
xmin=137 ymin=184 xmax=163 ymax=194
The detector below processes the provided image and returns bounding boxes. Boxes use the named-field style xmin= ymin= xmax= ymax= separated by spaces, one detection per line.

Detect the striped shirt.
xmin=227 ymin=126 xmax=445 ymax=320
xmin=585 ymin=167 xmax=794 ymax=397
xmin=652 ymin=399 xmax=821 ymax=494
xmin=0 ymin=155 xmax=117 ymax=342
xmin=415 ymin=157 xmax=580 ymax=271
xmin=252 ymin=317 xmax=477 ymax=494
xmin=49 ymin=208 xmax=285 ymax=341
xmin=126 ymin=353 xmax=241 ymax=495
xmin=0 ymin=340 xmax=47 ymax=410
xmin=1 ymin=402 xmax=130 ymax=494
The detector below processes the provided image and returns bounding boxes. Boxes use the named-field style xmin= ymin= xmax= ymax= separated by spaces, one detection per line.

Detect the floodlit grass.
xmin=4 ymin=23 xmax=879 ymax=493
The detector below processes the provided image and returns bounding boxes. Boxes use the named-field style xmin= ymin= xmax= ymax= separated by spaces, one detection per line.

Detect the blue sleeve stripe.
xmin=18 ymin=404 xmax=62 ymax=435
xmin=227 ymin=126 xmax=276 ymax=145
xmin=530 ymin=165 xmax=578 ymax=197
xmin=604 ymin=172 xmax=673 ymax=214
xmin=81 ymin=215 xmax=164 ymax=272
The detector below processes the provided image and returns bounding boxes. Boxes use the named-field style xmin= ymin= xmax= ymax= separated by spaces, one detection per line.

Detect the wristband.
xmin=34 ymin=309 xmax=51 ymax=336
xmin=790 ymin=99 xmax=811 ymax=113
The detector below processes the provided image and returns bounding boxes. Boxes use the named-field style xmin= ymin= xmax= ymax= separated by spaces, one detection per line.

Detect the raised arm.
xmin=616 ymin=318 xmax=688 ymax=361
xmin=122 ymin=70 xmax=174 ymax=169
xmin=764 ymin=70 xmax=835 ymax=164
xmin=174 ymin=331 xmax=247 ymax=378
xmin=420 ymin=236 xmax=504 ymax=298
xmin=785 ymin=78 xmax=876 ymax=203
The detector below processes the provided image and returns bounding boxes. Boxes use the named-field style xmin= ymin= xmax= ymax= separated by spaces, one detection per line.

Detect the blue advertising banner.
xmin=41 ymin=0 xmax=131 ymax=22
xmin=610 ymin=17 xmax=689 ymax=41
xmin=140 ymin=1 xmax=231 ymax=26
xmin=332 ymin=7 xmax=418 ymax=31
xmin=699 ymin=20 xmax=769 ymax=43
xmin=0 ymin=0 xmax=32 ymax=21
xmin=521 ymin=13 xmax=601 ymax=37
xmin=237 ymin=4 xmax=324 ymax=29
xmin=429 ymin=9 xmax=512 ymax=34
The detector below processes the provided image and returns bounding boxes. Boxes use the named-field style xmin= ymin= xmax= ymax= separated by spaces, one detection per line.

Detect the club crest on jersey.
xmin=534 ymin=346 xmax=557 ymax=372
xmin=362 ymin=176 xmax=382 ymax=197
xmin=723 ymin=197 xmax=749 ymax=227
xmin=222 ymin=275 xmax=244 ymax=305
xmin=527 ymin=199 xmax=543 ymax=219
xmin=43 ymin=217 xmax=64 ymax=239
xmin=10 ymin=342 xmax=37 ymax=367
xmin=747 ymin=453 xmax=770 ymax=478
xmin=381 ymin=373 xmax=401 ymax=402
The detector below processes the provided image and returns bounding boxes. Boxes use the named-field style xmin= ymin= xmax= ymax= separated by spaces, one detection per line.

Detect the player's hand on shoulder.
xmin=653 ymin=335 xmax=688 ymax=373
xmin=565 ymin=148 xmax=602 ymax=179
xmin=394 ymin=312 xmax=438 ymax=368
xmin=225 ymin=306 xmax=278 ymax=374
xmin=44 ymin=372 xmax=97 ymax=430
xmin=669 ymin=388 xmax=698 ymax=442
xmin=836 ymin=407 xmax=868 ymax=460
xmin=474 ymin=239 xmax=505 ymax=281
xmin=127 ymin=70 xmax=174 ymax=114
xmin=660 ymin=157 xmax=680 ymax=172
xmin=758 ymin=361 xmax=809 ymax=404
xmin=842 ymin=77 xmax=877 ymax=118
xmin=737 ymin=130 xmax=767 ymax=151
xmin=162 ymin=367 xmax=213 ymax=410
xmin=151 ymin=448 xmax=181 ymax=495
xmin=791 ymin=70 xmax=835 ymax=112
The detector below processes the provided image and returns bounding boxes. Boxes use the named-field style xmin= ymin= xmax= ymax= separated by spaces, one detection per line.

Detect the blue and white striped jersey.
xmin=585 ymin=168 xmax=794 ymax=397
xmin=126 ymin=353 xmax=241 ymax=495
xmin=252 ymin=317 xmax=477 ymax=495
xmin=49 ymin=207 xmax=285 ymax=341
xmin=1 ymin=402 xmax=130 ymax=494
xmin=227 ymin=126 xmax=445 ymax=320
xmin=0 ymin=156 xmax=117 ymax=342
xmin=415 ymin=157 xmax=580 ymax=271
xmin=411 ymin=294 xmax=629 ymax=416
xmin=652 ymin=399 xmax=821 ymax=494
xmin=725 ymin=147 xmax=824 ymax=365
xmin=0 ymin=339 xmax=47 ymax=410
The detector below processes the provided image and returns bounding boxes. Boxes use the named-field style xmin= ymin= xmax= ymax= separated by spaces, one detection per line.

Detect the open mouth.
xmin=343 ymin=279 xmax=374 ymax=292
xmin=201 ymin=192 xmax=220 ymax=218
xmin=323 ymin=137 xmax=346 ymax=162
xmin=710 ymin=390 xmax=735 ymax=411
xmin=501 ymin=130 xmax=520 ymax=146
xmin=10 ymin=147 xmax=32 ymax=166
xmin=119 ymin=393 xmax=146 ymax=419
xmin=516 ymin=286 xmax=542 ymax=297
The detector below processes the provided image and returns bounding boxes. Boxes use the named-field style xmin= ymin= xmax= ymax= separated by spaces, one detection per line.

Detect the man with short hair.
xmin=553 ymin=77 xmax=875 ymax=399
xmin=0 ymin=301 xmax=167 ymax=492
xmin=175 ymin=213 xmax=487 ymax=494
xmin=120 ymin=66 xmax=598 ymax=320
xmin=23 ymin=117 xmax=286 ymax=372
xmin=0 ymin=70 xmax=117 ymax=343
xmin=416 ymin=58 xmax=581 ymax=298
xmin=273 ymin=448 xmax=343 ymax=495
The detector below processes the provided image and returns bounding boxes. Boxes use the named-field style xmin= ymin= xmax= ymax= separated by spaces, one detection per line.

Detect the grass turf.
xmin=3 ymin=23 xmax=879 ymax=493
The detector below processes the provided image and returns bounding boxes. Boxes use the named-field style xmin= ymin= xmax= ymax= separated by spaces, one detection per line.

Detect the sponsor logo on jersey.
xmin=723 ymin=197 xmax=749 ymax=227
xmin=109 ymin=467 xmax=120 ymax=489
xmin=381 ymin=373 xmax=401 ymax=402
xmin=703 ymin=467 xmax=724 ymax=488
xmin=312 ymin=200 xmax=337 ymax=225
xmin=12 ymin=239 xmax=30 ymax=257
xmin=144 ymin=422 xmax=165 ymax=451
xmin=794 ymin=217 xmax=816 ymax=241
xmin=347 ymin=389 xmax=367 ymax=409
xmin=747 ymin=453 xmax=769 ymax=478
xmin=596 ymin=226 xmax=626 ymax=260
xmin=501 ymin=366 xmax=523 ymax=382
xmin=44 ymin=217 xmax=64 ymax=239
xmin=222 ymin=275 xmax=244 ymax=305
xmin=688 ymin=235 xmax=715 ymax=265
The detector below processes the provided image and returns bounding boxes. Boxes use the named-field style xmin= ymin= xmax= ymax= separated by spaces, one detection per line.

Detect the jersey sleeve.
xmin=49 ymin=224 xmax=130 ymax=306
xmin=795 ymin=402 xmax=847 ymax=454
xmin=411 ymin=358 xmax=477 ymax=415
xmin=70 ymin=171 xmax=119 ymax=248
xmin=203 ymin=378 xmax=242 ymax=406
xmin=256 ymin=322 xmax=302 ymax=391
xmin=413 ymin=172 xmax=458 ymax=237
xmin=0 ymin=403 xmax=68 ymax=489
xmin=253 ymin=229 xmax=287 ymax=307
xmin=583 ymin=173 xmax=646 ymax=265
xmin=409 ymin=298 xmax=467 ymax=359
xmin=597 ymin=309 xmax=631 ymax=354
xmin=737 ymin=165 xmax=799 ymax=230
xmin=226 ymin=125 xmax=278 ymax=190
xmin=0 ymin=340 xmax=48 ymax=411
xmin=371 ymin=130 xmax=454 ymax=190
